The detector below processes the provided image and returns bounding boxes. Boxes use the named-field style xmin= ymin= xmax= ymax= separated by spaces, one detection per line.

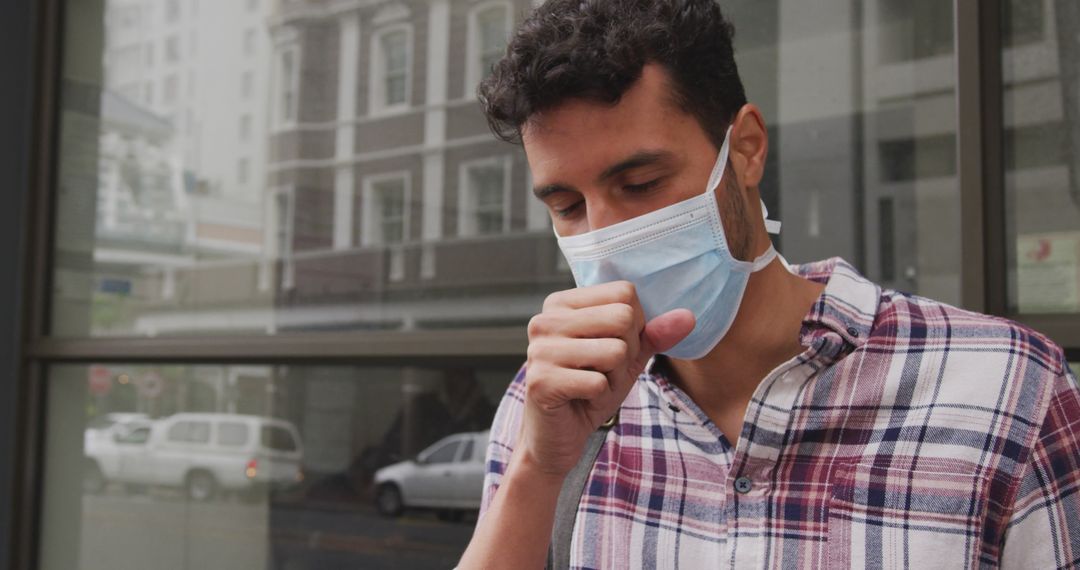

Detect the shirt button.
xmin=846 ymin=326 xmax=860 ymax=338
xmin=734 ymin=476 xmax=753 ymax=494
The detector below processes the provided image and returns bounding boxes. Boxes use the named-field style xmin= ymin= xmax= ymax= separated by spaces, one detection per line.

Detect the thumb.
xmin=636 ymin=308 xmax=695 ymax=368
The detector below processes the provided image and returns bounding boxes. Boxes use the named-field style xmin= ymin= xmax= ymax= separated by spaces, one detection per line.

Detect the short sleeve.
xmin=479 ymin=365 xmax=528 ymax=518
xmin=1001 ymin=364 xmax=1080 ymax=569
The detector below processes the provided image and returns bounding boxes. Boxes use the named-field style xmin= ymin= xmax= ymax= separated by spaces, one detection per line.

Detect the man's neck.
xmin=666 ymin=258 xmax=826 ymax=445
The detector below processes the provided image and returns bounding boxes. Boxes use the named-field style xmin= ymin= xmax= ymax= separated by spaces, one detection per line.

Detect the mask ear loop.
xmin=761 ymin=200 xmax=782 ymax=235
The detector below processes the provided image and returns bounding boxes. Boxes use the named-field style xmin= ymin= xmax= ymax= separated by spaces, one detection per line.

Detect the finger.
xmin=528 ymin=303 xmax=643 ymax=342
xmin=634 ymin=308 xmax=696 ymax=370
xmin=527 ymin=337 xmax=630 ymax=374
xmin=543 ymin=281 xmax=643 ymax=313
xmin=525 ymin=365 xmax=611 ymax=410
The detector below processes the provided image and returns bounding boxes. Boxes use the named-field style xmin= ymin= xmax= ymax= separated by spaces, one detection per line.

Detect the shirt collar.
xmin=794 ymin=257 xmax=881 ymax=353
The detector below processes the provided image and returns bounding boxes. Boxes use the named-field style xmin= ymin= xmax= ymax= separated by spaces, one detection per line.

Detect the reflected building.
xmin=98 ymin=0 xmax=276 ymax=338
xmin=268 ymin=0 xmax=562 ymax=335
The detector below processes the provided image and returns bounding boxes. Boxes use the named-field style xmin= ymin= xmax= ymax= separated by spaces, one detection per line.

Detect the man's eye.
xmin=554 ymin=201 xmax=583 ymax=218
xmin=624 ymin=179 xmax=660 ymax=193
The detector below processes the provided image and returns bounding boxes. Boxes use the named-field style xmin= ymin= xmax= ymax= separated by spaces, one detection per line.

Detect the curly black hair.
xmin=478 ymin=0 xmax=747 ymax=150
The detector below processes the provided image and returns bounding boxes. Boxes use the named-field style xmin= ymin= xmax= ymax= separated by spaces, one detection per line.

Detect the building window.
xmin=237 ymin=158 xmax=249 ymax=185
xmin=467 ymin=3 xmax=511 ymax=94
xmin=878 ymin=0 xmax=954 ymax=63
xmin=241 ymin=70 xmax=254 ymax=99
xmin=166 ymin=35 xmax=181 ymax=63
xmin=166 ymin=0 xmax=181 ymax=24
xmin=363 ymin=173 xmax=410 ymax=246
xmin=144 ymin=43 xmax=154 ymax=66
xmin=239 ymin=114 xmax=252 ymax=141
xmin=1003 ymin=0 xmax=1044 ymax=47
xmin=274 ymin=188 xmax=295 ymax=289
xmin=459 ymin=157 xmax=511 ymax=236
xmin=370 ymin=25 xmax=412 ymax=114
xmin=247 ymin=0 xmax=259 ymax=12
xmin=276 ymin=46 xmax=300 ymax=128
xmin=163 ymin=74 xmax=179 ymax=105
xmin=244 ymin=29 xmax=257 ymax=56
xmin=143 ymin=82 xmax=153 ymax=105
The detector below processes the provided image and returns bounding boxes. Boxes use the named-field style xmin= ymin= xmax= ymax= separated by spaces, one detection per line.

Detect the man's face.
xmin=522 ymin=64 xmax=755 ymax=259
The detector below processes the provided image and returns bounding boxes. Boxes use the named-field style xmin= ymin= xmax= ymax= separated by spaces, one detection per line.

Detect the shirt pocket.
xmin=826 ymin=462 xmax=988 ymax=570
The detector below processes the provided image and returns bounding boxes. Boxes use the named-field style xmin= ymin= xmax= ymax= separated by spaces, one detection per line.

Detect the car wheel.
xmin=375 ymin=483 xmax=404 ymax=517
xmin=185 ymin=470 xmax=217 ymax=502
xmin=83 ymin=461 xmax=105 ymax=495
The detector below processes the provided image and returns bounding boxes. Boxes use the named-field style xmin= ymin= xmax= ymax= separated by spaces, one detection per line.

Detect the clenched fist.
xmin=517 ymin=281 xmax=695 ymax=479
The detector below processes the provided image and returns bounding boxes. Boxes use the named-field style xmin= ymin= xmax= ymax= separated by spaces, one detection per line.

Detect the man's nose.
xmin=584 ymin=198 xmax=630 ymax=233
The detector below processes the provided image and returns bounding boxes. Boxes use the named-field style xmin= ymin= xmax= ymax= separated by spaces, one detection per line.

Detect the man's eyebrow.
xmin=531 ymin=150 xmax=675 ymax=200
xmin=533 ymin=183 xmax=576 ymax=200
xmin=596 ymin=150 xmax=675 ymax=183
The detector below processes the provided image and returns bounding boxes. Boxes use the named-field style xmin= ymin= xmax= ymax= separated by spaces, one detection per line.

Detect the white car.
xmin=84 ymin=413 xmax=150 ymax=447
xmin=84 ymin=413 xmax=304 ymax=501
xmin=374 ymin=431 xmax=488 ymax=518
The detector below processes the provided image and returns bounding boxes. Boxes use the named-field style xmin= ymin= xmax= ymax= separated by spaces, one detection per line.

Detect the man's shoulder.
xmin=873 ymin=287 xmax=1067 ymax=378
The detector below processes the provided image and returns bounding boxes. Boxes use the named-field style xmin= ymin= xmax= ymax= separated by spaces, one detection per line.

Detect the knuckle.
xmin=599 ymin=338 xmax=629 ymax=367
xmin=613 ymin=281 xmax=636 ymax=302
xmin=611 ymin=303 xmax=636 ymax=331
xmin=542 ymin=290 xmax=566 ymax=311
xmin=527 ymin=313 xmax=549 ymax=338
xmin=525 ymin=339 xmax=548 ymax=364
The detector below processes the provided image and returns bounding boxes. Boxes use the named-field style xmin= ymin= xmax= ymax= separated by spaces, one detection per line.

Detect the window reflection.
xmin=1004 ymin=0 xmax=1080 ymax=314
xmin=43 ymin=363 xmax=509 ymax=570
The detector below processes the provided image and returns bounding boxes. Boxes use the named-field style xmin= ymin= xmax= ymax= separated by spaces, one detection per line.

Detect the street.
xmin=80 ymin=493 xmax=475 ymax=569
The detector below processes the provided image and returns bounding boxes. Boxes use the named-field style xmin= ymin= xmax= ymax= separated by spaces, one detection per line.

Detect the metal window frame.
xmin=4 ymin=0 xmax=1080 ymax=568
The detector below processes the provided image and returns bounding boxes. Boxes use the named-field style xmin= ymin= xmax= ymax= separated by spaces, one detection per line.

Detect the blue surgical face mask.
xmin=554 ymin=128 xmax=781 ymax=359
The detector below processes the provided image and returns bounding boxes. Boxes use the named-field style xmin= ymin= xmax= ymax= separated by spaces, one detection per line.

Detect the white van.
xmin=85 ymin=413 xmax=304 ymax=501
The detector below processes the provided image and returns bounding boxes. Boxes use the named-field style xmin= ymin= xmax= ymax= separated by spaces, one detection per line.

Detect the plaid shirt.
xmin=480 ymin=258 xmax=1080 ymax=569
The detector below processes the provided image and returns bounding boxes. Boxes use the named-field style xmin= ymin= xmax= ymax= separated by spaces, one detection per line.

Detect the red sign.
xmin=88 ymin=365 xmax=112 ymax=396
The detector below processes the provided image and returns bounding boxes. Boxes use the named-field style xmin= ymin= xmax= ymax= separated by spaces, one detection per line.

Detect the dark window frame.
xmin=3 ymin=0 xmax=1078 ymax=568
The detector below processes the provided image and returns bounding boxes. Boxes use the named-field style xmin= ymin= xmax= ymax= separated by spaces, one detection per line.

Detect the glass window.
xmin=461 ymin=438 xmax=475 ymax=463
xmin=365 ymin=175 xmax=408 ymax=246
xmin=277 ymin=47 xmax=298 ymax=125
xmin=260 ymin=425 xmax=298 ymax=452
xmin=877 ymin=0 xmax=954 ymax=63
xmin=424 ymin=440 xmax=461 ymax=464
xmin=166 ymin=0 xmax=180 ymax=24
xmin=218 ymin=422 xmax=250 ymax=446
xmin=380 ymin=28 xmax=409 ymax=108
xmin=116 ymin=426 xmax=151 ymax=445
xmin=167 ymin=420 xmax=211 ymax=443
xmin=244 ymin=29 xmax=257 ymax=56
xmin=165 ymin=35 xmax=180 ymax=62
xmin=726 ymin=1 xmax=959 ymax=303
xmin=238 ymin=158 xmax=250 ymax=185
xmin=472 ymin=5 xmax=510 ymax=88
xmin=1004 ymin=0 xmax=1045 ymax=47
xmin=461 ymin=159 xmax=508 ymax=236
xmin=1004 ymin=0 xmax=1080 ymax=314
xmin=41 ymin=363 xmax=509 ymax=569
xmin=241 ymin=70 xmax=254 ymax=98
xmin=163 ymin=73 xmax=178 ymax=104
xmin=239 ymin=114 xmax=252 ymax=141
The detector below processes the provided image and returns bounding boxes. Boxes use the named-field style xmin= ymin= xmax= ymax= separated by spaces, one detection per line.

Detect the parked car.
xmin=373 ymin=431 xmax=488 ymax=519
xmin=84 ymin=413 xmax=304 ymax=501
xmin=84 ymin=413 xmax=150 ymax=447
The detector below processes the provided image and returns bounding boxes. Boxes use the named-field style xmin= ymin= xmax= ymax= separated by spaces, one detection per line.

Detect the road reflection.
xmin=81 ymin=492 xmax=475 ymax=570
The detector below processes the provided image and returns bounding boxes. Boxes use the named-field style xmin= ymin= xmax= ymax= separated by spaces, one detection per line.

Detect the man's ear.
xmin=728 ymin=104 xmax=768 ymax=194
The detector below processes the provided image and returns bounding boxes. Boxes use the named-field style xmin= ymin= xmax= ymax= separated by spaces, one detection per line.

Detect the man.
xmin=459 ymin=1 xmax=1080 ymax=568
